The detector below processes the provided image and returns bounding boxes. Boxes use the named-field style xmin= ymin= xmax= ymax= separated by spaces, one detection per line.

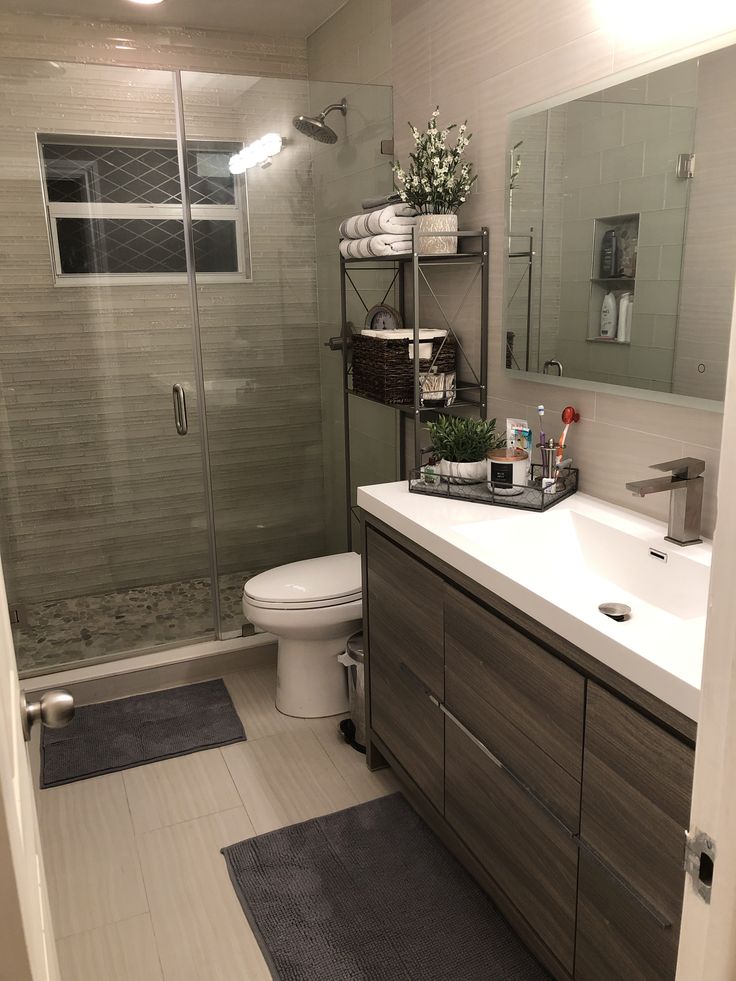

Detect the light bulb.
xmin=260 ymin=133 xmax=282 ymax=156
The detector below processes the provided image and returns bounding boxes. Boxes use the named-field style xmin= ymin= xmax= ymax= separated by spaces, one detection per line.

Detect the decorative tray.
xmin=408 ymin=464 xmax=578 ymax=512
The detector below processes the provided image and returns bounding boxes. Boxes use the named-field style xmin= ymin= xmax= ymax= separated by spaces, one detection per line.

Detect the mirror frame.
xmin=503 ymin=38 xmax=736 ymax=414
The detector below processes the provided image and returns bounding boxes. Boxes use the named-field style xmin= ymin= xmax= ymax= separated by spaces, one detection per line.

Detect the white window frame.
xmin=37 ymin=134 xmax=253 ymax=287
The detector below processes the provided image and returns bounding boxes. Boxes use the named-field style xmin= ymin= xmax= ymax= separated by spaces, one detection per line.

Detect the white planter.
xmin=439 ymin=458 xmax=486 ymax=484
xmin=416 ymin=213 xmax=458 ymax=255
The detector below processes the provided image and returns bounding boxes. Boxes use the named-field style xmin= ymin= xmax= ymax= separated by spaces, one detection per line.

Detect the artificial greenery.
xmin=392 ymin=107 xmax=477 ymax=215
xmin=427 ymin=415 xmax=505 ymax=463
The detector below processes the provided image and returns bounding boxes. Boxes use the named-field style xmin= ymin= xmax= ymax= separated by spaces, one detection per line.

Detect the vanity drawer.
xmin=581 ymin=684 xmax=694 ymax=928
xmin=366 ymin=527 xmax=444 ymax=697
xmin=575 ymin=850 xmax=679 ymax=981
xmin=370 ymin=648 xmax=444 ymax=811
xmin=444 ymin=586 xmax=585 ymax=780
xmin=445 ymin=719 xmax=578 ymax=973
xmin=445 ymin=655 xmax=580 ymax=831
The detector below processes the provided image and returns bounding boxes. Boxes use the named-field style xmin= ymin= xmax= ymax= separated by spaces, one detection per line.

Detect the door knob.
xmin=20 ymin=689 xmax=74 ymax=742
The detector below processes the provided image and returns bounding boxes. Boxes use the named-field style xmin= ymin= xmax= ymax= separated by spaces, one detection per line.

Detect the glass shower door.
xmin=179 ymin=71 xmax=328 ymax=636
xmin=178 ymin=72 xmax=395 ymax=634
xmin=0 ymin=60 xmax=215 ymax=674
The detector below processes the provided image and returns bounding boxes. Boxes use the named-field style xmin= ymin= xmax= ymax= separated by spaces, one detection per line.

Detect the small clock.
xmin=365 ymin=303 xmax=403 ymax=331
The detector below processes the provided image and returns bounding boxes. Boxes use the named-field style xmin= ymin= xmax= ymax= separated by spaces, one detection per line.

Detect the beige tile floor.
xmin=36 ymin=662 xmax=399 ymax=981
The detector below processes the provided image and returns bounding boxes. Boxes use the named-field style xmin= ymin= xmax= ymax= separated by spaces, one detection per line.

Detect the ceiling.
xmin=0 ymin=0 xmax=347 ymax=37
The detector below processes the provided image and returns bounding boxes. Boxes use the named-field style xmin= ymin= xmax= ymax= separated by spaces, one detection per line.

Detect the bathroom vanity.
xmin=358 ymin=483 xmax=706 ymax=981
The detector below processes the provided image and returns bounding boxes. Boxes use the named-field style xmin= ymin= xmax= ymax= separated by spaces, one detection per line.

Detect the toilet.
xmin=242 ymin=552 xmax=362 ymax=718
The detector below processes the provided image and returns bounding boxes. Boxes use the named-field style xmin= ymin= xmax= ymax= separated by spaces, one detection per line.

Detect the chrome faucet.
xmin=625 ymin=458 xmax=705 ymax=546
xmin=543 ymin=359 xmax=564 ymax=376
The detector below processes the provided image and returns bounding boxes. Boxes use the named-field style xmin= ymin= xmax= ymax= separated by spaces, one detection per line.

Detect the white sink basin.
xmin=455 ymin=506 xmax=710 ymax=623
xmin=357 ymin=482 xmax=712 ymax=719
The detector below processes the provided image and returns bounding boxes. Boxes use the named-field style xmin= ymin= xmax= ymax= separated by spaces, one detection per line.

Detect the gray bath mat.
xmin=41 ymin=678 xmax=245 ymax=788
xmin=222 ymin=792 xmax=550 ymax=981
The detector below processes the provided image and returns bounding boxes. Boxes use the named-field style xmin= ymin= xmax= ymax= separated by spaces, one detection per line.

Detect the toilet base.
xmin=275 ymin=636 xmax=351 ymax=718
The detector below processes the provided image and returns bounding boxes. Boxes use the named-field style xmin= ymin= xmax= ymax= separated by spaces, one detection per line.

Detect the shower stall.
xmin=0 ymin=58 xmax=393 ymax=676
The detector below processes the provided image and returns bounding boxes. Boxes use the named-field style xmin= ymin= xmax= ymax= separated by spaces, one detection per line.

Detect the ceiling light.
xmin=127 ymin=0 xmax=165 ymax=6
xmin=229 ymin=133 xmax=283 ymax=174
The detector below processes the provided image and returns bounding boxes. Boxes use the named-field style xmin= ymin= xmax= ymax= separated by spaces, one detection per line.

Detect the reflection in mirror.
xmin=505 ymin=48 xmax=736 ymax=403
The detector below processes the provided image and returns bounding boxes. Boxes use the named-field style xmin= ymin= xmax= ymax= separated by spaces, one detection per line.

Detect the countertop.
xmin=357 ymin=481 xmax=712 ymax=721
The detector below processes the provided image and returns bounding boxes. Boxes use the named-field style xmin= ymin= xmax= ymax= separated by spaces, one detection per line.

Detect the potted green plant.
xmin=427 ymin=416 xmax=505 ymax=484
xmin=392 ymin=107 xmax=477 ymax=255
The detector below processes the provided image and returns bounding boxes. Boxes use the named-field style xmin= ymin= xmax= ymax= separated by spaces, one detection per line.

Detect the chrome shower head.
xmin=293 ymin=98 xmax=347 ymax=145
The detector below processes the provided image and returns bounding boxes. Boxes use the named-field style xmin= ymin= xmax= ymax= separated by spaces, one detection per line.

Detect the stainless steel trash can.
xmin=337 ymin=631 xmax=365 ymax=752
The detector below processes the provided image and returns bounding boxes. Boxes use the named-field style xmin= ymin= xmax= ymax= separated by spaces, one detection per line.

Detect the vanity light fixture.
xmin=127 ymin=0 xmax=165 ymax=5
xmin=229 ymin=133 xmax=283 ymax=174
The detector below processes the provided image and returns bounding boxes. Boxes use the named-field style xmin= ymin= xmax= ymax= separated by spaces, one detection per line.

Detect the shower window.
xmin=38 ymin=135 xmax=251 ymax=284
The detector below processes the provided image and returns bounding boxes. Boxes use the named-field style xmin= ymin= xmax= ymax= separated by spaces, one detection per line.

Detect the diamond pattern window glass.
xmin=39 ymin=134 xmax=250 ymax=283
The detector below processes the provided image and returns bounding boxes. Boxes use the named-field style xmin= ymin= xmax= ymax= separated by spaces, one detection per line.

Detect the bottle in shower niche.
xmin=600 ymin=291 xmax=618 ymax=339
xmin=618 ymin=292 xmax=633 ymax=343
xmin=599 ymin=228 xmax=619 ymax=278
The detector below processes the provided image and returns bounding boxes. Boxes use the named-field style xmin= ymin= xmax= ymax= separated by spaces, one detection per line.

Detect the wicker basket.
xmin=352 ymin=333 xmax=456 ymax=405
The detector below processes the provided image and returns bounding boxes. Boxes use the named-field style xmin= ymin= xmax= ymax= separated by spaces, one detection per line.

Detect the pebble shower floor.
xmin=14 ymin=570 xmax=250 ymax=673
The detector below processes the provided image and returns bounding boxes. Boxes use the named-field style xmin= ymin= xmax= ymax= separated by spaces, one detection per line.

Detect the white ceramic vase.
xmin=416 ymin=213 xmax=458 ymax=255
xmin=439 ymin=458 xmax=486 ymax=484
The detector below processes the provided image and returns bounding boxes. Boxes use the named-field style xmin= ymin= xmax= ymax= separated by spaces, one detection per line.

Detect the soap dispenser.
xmin=600 ymin=291 xmax=618 ymax=339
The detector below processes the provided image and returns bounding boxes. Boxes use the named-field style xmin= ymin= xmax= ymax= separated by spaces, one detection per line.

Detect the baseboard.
xmin=22 ymin=634 xmax=277 ymax=706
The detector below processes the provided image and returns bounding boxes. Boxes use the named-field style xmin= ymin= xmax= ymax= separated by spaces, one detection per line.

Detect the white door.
xmin=676 ymin=295 xmax=736 ymax=979
xmin=0 ymin=552 xmax=61 ymax=981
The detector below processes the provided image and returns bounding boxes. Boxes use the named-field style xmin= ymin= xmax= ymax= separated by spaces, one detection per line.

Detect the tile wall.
xmin=0 ymin=11 xmax=307 ymax=76
xmin=307 ymin=0 xmax=396 ymax=552
xmin=674 ymin=46 xmax=736 ymax=398
xmin=554 ymin=63 xmax=697 ymax=391
xmin=507 ymin=110 xmax=566 ymax=373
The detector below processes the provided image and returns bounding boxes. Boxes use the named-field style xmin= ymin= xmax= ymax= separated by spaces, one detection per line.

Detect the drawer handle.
xmin=577 ymin=836 xmax=673 ymax=930
xmin=441 ymin=703 xmax=575 ymax=839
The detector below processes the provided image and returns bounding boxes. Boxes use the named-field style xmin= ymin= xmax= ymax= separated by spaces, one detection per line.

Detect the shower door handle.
xmin=172 ymin=383 xmax=188 ymax=436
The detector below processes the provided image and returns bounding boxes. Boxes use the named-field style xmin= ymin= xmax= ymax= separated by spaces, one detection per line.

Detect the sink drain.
xmin=599 ymin=602 xmax=631 ymax=622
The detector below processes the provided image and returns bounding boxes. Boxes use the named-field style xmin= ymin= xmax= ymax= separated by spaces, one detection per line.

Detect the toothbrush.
xmin=537 ymin=405 xmax=546 ymax=476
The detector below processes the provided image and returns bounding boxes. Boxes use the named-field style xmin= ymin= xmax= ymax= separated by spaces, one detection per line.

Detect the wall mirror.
xmin=505 ymin=45 xmax=736 ymax=405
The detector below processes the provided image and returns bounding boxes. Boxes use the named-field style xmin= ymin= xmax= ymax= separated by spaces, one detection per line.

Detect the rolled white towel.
xmin=361 ymin=191 xmax=401 ymax=211
xmin=339 ymin=234 xmax=412 ymax=259
xmin=339 ymin=203 xmax=417 ymax=239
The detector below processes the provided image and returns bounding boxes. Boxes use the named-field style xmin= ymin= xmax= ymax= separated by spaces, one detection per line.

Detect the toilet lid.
xmin=243 ymin=552 xmax=362 ymax=608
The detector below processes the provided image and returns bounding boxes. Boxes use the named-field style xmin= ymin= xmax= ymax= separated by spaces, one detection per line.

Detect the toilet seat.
xmin=243 ymin=552 xmax=361 ymax=611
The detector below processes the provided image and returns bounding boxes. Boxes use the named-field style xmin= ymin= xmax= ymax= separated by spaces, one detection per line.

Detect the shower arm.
xmin=322 ymin=99 xmax=347 ymax=120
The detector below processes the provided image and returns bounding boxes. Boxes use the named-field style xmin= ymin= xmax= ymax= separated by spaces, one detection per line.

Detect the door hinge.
xmin=8 ymin=606 xmax=20 ymax=625
xmin=684 ymin=829 xmax=715 ymax=903
xmin=676 ymin=152 xmax=695 ymax=179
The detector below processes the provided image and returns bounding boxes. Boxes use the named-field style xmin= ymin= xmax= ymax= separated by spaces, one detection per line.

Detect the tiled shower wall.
xmin=554 ymin=67 xmax=696 ymax=391
xmin=0 ymin=20 xmax=326 ymax=607
xmin=307 ymin=0 xmax=395 ymax=553
xmin=386 ymin=0 xmax=732 ymax=536
xmin=507 ymin=110 xmax=566 ymax=373
xmin=674 ymin=46 xmax=736 ymax=399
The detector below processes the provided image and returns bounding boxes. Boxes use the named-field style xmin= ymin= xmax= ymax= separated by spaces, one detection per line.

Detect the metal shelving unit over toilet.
xmin=338 ymin=226 xmax=489 ymax=546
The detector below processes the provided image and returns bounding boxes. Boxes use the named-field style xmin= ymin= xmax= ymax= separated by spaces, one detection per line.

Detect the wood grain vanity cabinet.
xmin=575 ymin=684 xmax=695 ymax=981
xmin=365 ymin=528 xmax=444 ymax=810
xmin=363 ymin=518 xmax=696 ymax=981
